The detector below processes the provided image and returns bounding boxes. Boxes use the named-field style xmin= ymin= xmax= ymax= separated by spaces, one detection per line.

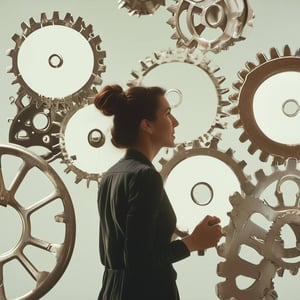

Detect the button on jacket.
xmin=98 ymin=149 xmax=190 ymax=300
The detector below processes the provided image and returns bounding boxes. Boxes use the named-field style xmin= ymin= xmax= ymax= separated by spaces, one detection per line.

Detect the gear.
xmin=58 ymin=101 xmax=124 ymax=187
xmin=167 ymin=0 xmax=254 ymax=53
xmin=159 ymin=137 xmax=254 ymax=235
xmin=230 ymin=45 xmax=300 ymax=163
xmin=252 ymin=158 xmax=300 ymax=276
xmin=8 ymin=88 xmax=63 ymax=162
xmin=7 ymin=11 xmax=106 ymax=110
xmin=217 ymin=192 xmax=278 ymax=300
xmin=0 ymin=143 xmax=75 ymax=300
xmin=127 ymin=47 xmax=231 ymax=144
xmin=118 ymin=0 xmax=165 ymax=15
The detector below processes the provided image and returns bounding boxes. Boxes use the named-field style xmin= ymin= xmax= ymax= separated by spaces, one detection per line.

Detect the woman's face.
xmin=150 ymin=95 xmax=179 ymax=148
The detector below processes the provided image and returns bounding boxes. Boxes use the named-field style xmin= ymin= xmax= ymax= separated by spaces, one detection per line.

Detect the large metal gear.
xmin=217 ymin=192 xmax=278 ymax=300
xmin=0 ymin=144 xmax=76 ymax=300
xmin=8 ymin=88 xmax=63 ymax=162
xmin=118 ymin=0 xmax=165 ymax=15
xmin=58 ymin=102 xmax=124 ymax=187
xmin=127 ymin=47 xmax=230 ymax=144
xmin=7 ymin=11 xmax=106 ymax=110
xmin=159 ymin=137 xmax=253 ymax=236
xmin=167 ymin=0 xmax=254 ymax=53
xmin=230 ymin=45 xmax=300 ymax=163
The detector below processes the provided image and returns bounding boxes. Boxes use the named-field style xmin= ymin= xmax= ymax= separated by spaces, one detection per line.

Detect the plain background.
xmin=1 ymin=0 xmax=300 ymax=299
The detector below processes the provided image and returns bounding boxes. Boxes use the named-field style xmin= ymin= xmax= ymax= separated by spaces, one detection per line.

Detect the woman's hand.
xmin=182 ymin=215 xmax=223 ymax=252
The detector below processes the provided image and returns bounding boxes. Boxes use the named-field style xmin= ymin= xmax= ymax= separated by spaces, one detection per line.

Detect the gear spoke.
xmin=26 ymin=191 xmax=59 ymax=214
xmin=8 ymin=162 xmax=30 ymax=197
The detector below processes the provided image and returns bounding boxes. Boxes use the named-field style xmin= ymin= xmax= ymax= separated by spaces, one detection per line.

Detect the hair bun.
xmin=94 ymin=84 xmax=126 ymax=116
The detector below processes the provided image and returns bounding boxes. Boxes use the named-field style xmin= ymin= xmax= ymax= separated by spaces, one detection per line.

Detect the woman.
xmin=95 ymin=84 xmax=223 ymax=300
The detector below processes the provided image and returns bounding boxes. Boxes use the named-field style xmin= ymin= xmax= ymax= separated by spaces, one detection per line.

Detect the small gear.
xmin=118 ymin=0 xmax=165 ymax=15
xmin=159 ymin=137 xmax=254 ymax=235
xmin=7 ymin=11 xmax=106 ymax=110
xmin=167 ymin=0 xmax=254 ymax=53
xmin=127 ymin=47 xmax=230 ymax=144
xmin=252 ymin=158 xmax=300 ymax=276
xmin=58 ymin=101 xmax=124 ymax=187
xmin=230 ymin=45 xmax=300 ymax=163
xmin=8 ymin=88 xmax=63 ymax=162
xmin=0 ymin=143 xmax=75 ymax=300
xmin=217 ymin=192 xmax=278 ymax=300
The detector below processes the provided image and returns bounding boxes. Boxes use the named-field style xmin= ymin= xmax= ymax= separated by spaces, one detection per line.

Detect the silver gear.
xmin=252 ymin=158 xmax=300 ymax=276
xmin=8 ymin=88 xmax=63 ymax=162
xmin=217 ymin=192 xmax=278 ymax=300
xmin=127 ymin=47 xmax=230 ymax=144
xmin=58 ymin=101 xmax=124 ymax=187
xmin=230 ymin=45 xmax=300 ymax=164
xmin=7 ymin=11 xmax=106 ymax=110
xmin=0 ymin=143 xmax=76 ymax=300
xmin=159 ymin=137 xmax=254 ymax=237
xmin=118 ymin=0 xmax=165 ymax=15
xmin=167 ymin=0 xmax=254 ymax=53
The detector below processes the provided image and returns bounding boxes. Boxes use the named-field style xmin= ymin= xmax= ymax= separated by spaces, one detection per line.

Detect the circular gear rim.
xmin=167 ymin=0 xmax=254 ymax=53
xmin=127 ymin=47 xmax=231 ymax=145
xmin=230 ymin=45 xmax=300 ymax=163
xmin=0 ymin=143 xmax=76 ymax=300
xmin=6 ymin=11 xmax=106 ymax=110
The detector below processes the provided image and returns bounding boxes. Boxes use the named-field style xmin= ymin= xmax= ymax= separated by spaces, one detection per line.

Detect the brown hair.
xmin=94 ymin=84 xmax=166 ymax=148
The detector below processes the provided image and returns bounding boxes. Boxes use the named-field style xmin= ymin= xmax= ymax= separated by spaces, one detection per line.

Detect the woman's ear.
xmin=140 ymin=119 xmax=153 ymax=134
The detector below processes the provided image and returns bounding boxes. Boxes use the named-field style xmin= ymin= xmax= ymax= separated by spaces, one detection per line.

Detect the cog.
xmin=8 ymin=88 xmax=63 ymax=162
xmin=158 ymin=137 xmax=254 ymax=236
xmin=127 ymin=47 xmax=231 ymax=144
xmin=167 ymin=0 xmax=254 ymax=53
xmin=0 ymin=143 xmax=75 ymax=300
xmin=230 ymin=45 xmax=300 ymax=163
xmin=252 ymin=158 xmax=300 ymax=276
xmin=217 ymin=192 xmax=278 ymax=300
xmin=58 ymin=102 xmax=124 ymax=187
xmin=7 ymin=11 xmax=106 ymax=110
xmin=118 ymin=0 xmax=165 ymax=15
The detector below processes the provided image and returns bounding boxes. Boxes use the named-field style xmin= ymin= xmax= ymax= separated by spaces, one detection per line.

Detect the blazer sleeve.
xmin=125 ymin=167 xmax=190 ymax=272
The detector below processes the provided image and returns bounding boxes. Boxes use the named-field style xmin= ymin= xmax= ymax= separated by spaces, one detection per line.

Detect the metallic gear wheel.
xmin=118 ymin=0 xmax=165 ymax=15
xmin=58 ymin=102 xmax=124 ymax=187
xmin=167 ymin=0 xmax=254 ymax=53
xmin=127 ymin=47 xmax=230 ymax=144
xmin=7 ymin=11 xmax=106 ymax=110
xmin=8 ymin=88 xmax=63 ymax=162
xmin=252 ymin=158 xmax=300 ymax=276
xmin=230 ymin=45 xmax=300 ymax=163
xmin=217 ymin=192 xmax=278 ymax=300
xmin=159 ymin=137 xmax=254 ymax=236
xmin=0 ymin=144 xmax=76 ymax=300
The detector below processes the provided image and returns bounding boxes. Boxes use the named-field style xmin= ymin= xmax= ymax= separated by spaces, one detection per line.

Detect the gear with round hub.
xmin=230 ymin=45 xmax=300 ymax=164
xmin=118 ymin=0 xmax=165 ymax=15
xmin=6 ymin=11 xmax=106 ymax=110
xmin=127 ymin=47 xmax=231 ymax=145
xmin=167 ymin=0 xmax=254 ymax=53
xmin=0 ymin=143 xmax=76 ymax=300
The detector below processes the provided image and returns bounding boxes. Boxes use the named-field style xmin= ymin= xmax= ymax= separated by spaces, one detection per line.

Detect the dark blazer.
xmin=97 ymin=149 xmax=190 ymax=300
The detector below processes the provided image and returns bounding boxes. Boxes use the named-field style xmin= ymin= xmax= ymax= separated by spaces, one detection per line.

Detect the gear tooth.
xmin=218 ymin=88 xmax=229 ymax=95
xmin=295 ymin=48 xmax=300 ymax=57
xmin=64 ymin=12 xmax=73 ymax=24
xmin=72 ymin=16 xmax=83 ymax=31
xmin=256 ymin=52 xmax=268 ymax=64
xmin=130 ymin=70 xmax=140 ymax=79
xmin=64 ymin=166 xmax=72 ymax=174
xmin=238 ymin=69 xmax=248 ymax=80
xmin=232 ymin=118 xmax=242 ymax=128
xmin=6 ymin=65 xmax=13 ymax=73
xmin=167 ymin=4 xmax=177 ymax=13
xmin=269 ymin=47 xmax=280 ymax=59
xmin=191 ymin=139 xmax=201 ymax=148
xmin=290 ymin=267 xmax=298 ymax=276
xmin=248 ymin=143 xmax=258 ymax=154
xmin=229 ymin=92 xmax=239 ymax=103
xmin=139 ymin=60 xmax=149 ymax=71
xmin=74 ymin=175 xmax=83 ymax=184
xmin=259 ymin=151 xmax=269 ymax=162
xmin=238 ymin=160 xmax=247 ymax=170
xmin=171 ymin=32 xmax=180 ymax=40
xmin=232 ymin=80 xmax=243 ymax=90
xmin=255 ymin=169 xmax=265 ymax=181
xmin=93 ymin=74 xmax=103 ymax=86
xmin=277 ymin=268 xmax=284 ymax=277
xmin=216 ymin=75 xmax=226 ymax=85
xmin=245 ymin=61 xmax=256 ymax=71
xmin=159 ymin=157 xmax=168 ymax=166
xmin=12 ymin=33 xmax=21 ymax=43
xmin=239 ymin=131 xmax=248 ymax=142
xmin=283 ymin=44 xmax=292 ymax=56
xmin=166 ymin=17 xmax=176 ymax=27
xmin=225 ymin=148 xmax=234 ymax=157
xmin=118 ymin=1 xmax=126 ymax=9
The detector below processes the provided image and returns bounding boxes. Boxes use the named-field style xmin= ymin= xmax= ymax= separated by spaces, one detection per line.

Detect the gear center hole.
xmin=191 ymin=182 xmax=213 ymax=206
xmin=205 ymin=5 xmax=224 ymax=28
xmin=282 ymin=99 xmax=299 ymax=117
